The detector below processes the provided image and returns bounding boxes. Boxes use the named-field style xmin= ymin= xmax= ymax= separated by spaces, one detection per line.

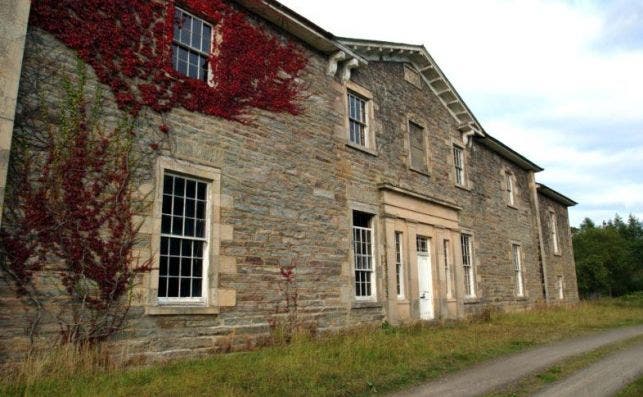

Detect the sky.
xmin=279 ymin=0 xmax=643 ymax=227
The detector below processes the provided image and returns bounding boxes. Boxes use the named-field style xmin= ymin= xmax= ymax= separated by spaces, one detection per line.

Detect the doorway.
xmin=416 ymin=236 xmax=434 ymax=320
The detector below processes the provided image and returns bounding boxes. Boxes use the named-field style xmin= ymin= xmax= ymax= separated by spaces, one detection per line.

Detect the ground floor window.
xmin=558 ymin=276 xmax=564 ymax=300
xmin=353 ymin=211 xmax=375 ymax=298
xmin=444 ymin=240 xmax=453 ymax=299
xmin=395 ymin=232 xmax=405 ymax=299
xmin=512 ymin=244 xmax=524 ymax=297
xmin=159 ymin=172 xmax=209 ymax=302
xmin=461 ymin=234 xmax=475 ymax=298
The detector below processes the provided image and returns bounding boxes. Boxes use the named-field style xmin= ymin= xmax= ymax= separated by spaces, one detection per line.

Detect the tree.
xmin=573 ymin=214 xmax=643 ymax=298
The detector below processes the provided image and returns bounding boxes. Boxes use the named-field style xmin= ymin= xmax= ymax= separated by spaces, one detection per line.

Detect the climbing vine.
xmin=30 ymin=0 xmax=308 ymax=121
xmin=1 ymin=64 xmax=153 ymax=345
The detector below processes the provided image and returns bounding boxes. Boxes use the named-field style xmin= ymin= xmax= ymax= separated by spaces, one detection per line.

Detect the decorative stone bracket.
xmin=327 ymin=50 xmax=361 ymax=83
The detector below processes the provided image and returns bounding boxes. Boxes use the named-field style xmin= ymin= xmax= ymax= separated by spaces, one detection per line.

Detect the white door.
xmin=417 ymin=236 xmax=434 ymax=320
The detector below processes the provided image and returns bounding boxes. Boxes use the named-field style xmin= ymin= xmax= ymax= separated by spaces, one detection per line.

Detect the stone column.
xmin=0 ymin=0 xmax=31 ymax=226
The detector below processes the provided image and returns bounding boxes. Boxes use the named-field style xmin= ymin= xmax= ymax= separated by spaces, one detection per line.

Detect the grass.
xmin=485 ymin=334 xmax=643 ymax=396
xmin=618 ymin=376 xmax=643 ymax=397
xmin=2 ymin=296 xmax=642 ymax=397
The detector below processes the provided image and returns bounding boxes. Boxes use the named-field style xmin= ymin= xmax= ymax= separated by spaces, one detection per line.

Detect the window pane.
xmin=159 ymin=256 xmax=168 ymax=275
xmin=192 ymin=278 xmax=202 ymax=297
xmin=169 ymin=256 xmax=180 ymax=276
xmin=186 ymin=180 xmax=196 ymax=198
xmin=167 ymin=277 xmax=179 ymax=297
xmin=161 ymin=214 xmax=171 ymax=234
xmin=184 ymin=218 xmax=195 ymax=236
xmin=197 ymin=182 xmax=207 ymax=200
xmin=181 ymin=257 xmax=192 ymax=276
xmin=173 ymin=196 xmax=184 ymax=217
xmin=172 ymin=216 xmax=183 ymax=235
xmin=185 ymin=199 xmax=195 ymax=218
xmin=195 ymin=220 xmax=206 ymax=238
xmin=191 ymin=20 xmax=202 ymax=49
xmin=193 ymin=258 xmax=203 ymax=277
xmin=180 ymin=15 xmax=192 ymax=44
xmin=180 ymin=278 xmax=192 ymax=298
xmin=170 ymin=238 xmax=181 ymax=256
xmin=202 ymin=25 xmax=212 ymax=53
xmin=158 ymin=173 xmax=208 ymax=300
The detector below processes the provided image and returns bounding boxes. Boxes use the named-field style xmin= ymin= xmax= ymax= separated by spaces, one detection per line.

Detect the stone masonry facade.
xmin=0 ymin=0 xmax=579 ymax=362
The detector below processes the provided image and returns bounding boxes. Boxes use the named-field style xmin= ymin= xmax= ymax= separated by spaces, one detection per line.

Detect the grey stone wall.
xmin=538 ymin=193 xmax=579 ymax=303
xmin=348 ymin=62 xmax=545 ymax=314
xmin=0 ymin=3 xmax=576 ymax=364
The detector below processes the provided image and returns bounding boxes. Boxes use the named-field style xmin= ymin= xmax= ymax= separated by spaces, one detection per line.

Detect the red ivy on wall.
xmin=30 ymin=0 xmax=308 ymax=121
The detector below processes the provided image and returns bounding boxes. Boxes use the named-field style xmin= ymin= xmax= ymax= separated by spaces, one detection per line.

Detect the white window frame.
xmin=348 ymin=91 xmax=369 ymax=147
xmin=461 ymin=234 xmax=476 ymax=298
xmin=395 ymin=231 xmax=405 ymax=299
xmin=352 ymin=211 xmax=377 ymax=300
xmin=512 ymin=243 xmax=524 ymax=297
xmin=345 ymin=82 xmax=375 ymax=153
xmin=557 ymin=276 xmax=564 ymax=300
xmin=172 ymin=7 xmax=214 ymax=83
xmin=550 ymin=211 xmax=560 ymax=254
xmin=158 ymin=172 xmax=211 ymax=305
xmin=444 ymin=239 xmax=454 ymax=299
xmin=453 ymin=145 xmax=465 ymax=186
xmin=148 ymin=157 xmax=222 ymax=312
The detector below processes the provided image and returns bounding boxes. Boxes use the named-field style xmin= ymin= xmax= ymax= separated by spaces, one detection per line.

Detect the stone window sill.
xmin=507 ymin=204 xmax=519 ymax=210
xmin=146 ymin=305 xmax=220 ymax=316
xmin=455 ymin=183 xmax=471 ymax=192
xmin=346 ymin=142 xmax=378 ymax=156
xmin=352 ymin=301 xmax=383 ymax=309
xmin=515 ymin=296 xmax=529 ymax=302
xmin=410 ymin=167 xmax=430 ymax=177
xmin=396 ymin=298 xmax=410 ymax=304
xmin=463 ymin=297 xmax=480 ymax=305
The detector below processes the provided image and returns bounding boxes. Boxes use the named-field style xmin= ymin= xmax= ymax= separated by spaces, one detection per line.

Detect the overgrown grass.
xmin=2 ymin=297 xmax=642 ymax=397
xmin=618 ymin=375 xmax=643 ymax=397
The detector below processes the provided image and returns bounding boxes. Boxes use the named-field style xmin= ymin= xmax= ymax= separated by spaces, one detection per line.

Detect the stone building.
xmin=0 ymin=0 xmax=578 ymax=361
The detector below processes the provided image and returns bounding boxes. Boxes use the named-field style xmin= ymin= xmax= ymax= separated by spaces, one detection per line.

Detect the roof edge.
xmin=233 ymin=0 xmax=365 ymax=62
xmin=477 ymin=135 xmax=544 ymax=172
xmin=537 ymin=183 xmax=578 ymax=207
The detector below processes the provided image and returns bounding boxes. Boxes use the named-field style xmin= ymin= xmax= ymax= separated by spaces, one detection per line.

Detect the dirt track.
xmin=390 ymin=325 xmax=643 ymax=397
xmin=534 ymin=340 xmax=643 ymax=397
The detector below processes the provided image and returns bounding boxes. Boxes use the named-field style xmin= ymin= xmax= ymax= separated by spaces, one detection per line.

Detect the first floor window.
xmin=159 ymin=172 xmax=209 ymax=301
xmin=395 ymin=232 xmax=404 ymax=299
xmin=353 ymin=211 xmax=375 ymax=298
xmin=453 ymin=146 xmax=465 ymax=186
xmin=172 ymin=7 xmax=213 ymax=81
xmin=444 ymin=240 xmax=453 ymax=299
xmin=512 ymin=244 xmax=524 ymax=297
xmin=348 ymin=91 xmax=368 ymax=147
xmin=550 ymin=212 xmax=560 ymax=254
xmin=506 ymin=173 xmax=515 ymax=206
xmin=558 ymin=276 xmax=564 ymax=300
xmin=409 ymin=121 xmax=428 ymax=173
xmin=461 ymin=234 xmax=475 ymax=297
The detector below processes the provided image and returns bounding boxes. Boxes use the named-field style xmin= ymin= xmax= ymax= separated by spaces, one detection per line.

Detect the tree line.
xmin=573 ymin=214 xmax=642 ymax=298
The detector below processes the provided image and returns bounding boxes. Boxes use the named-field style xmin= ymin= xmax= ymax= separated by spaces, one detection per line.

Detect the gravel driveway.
xmin=390 ymin=324 xmax=643 ymax=397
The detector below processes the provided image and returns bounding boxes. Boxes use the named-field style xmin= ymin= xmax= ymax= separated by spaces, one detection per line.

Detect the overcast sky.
xmin=279 ymin=0 xmax=643 ymax=226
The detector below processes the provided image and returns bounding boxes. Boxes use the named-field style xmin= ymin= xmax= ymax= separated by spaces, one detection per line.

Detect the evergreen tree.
xmin=573 ymin=214 xmax=643 ymax=297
